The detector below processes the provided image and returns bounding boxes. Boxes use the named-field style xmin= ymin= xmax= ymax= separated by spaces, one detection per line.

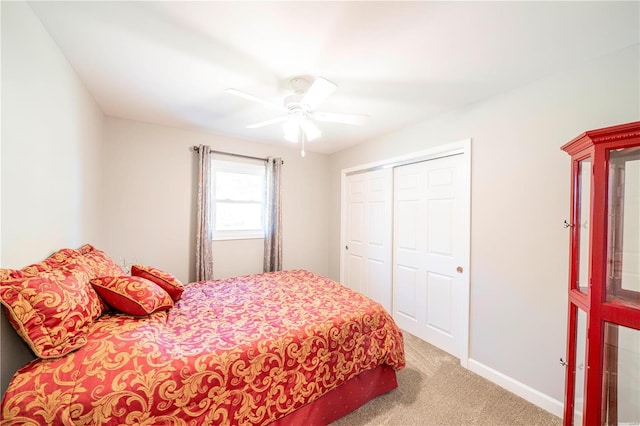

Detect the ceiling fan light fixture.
xmin=300 ymin=118 xmax=321 ymax=141
xmin=283 ymin=118 xmax=299 ymax=143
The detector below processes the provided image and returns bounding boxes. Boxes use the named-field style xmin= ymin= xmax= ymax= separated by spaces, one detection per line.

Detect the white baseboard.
xmin=467 ymin=358 xmax=564 ymax=419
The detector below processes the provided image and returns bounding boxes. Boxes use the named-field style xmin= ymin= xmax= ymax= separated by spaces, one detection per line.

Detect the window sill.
xmin=212 ymin=235 xmax=265 ymax=242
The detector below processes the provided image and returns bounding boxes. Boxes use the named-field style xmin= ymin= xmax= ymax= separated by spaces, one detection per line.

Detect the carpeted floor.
xmin=331 ymin=331 xmax=562 ymax=426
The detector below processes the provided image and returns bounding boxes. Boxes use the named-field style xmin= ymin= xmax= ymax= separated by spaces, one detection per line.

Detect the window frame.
xmin=211 ymin=159 xmax=266 ymax=241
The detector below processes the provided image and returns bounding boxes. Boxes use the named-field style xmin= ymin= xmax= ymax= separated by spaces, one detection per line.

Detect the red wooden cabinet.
xmin=562 ymin=122 xmax=640 ymax=425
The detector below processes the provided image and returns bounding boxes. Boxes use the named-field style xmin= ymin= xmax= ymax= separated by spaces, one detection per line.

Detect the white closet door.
xmin=344 ymin=169 xmax=393 ymax=312
xmin=393 ymin=154 xmax=467 ymax=358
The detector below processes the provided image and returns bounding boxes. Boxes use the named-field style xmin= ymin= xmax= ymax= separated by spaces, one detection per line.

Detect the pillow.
xmin=0 ymin=272 xmax=97 ymax=358
xmin=130 ymin=265 xmax=184 ymax=301
xmin=6 ymin=249 xmax=108 ymax=319
xmin=90 ymin=276 xmax=173 ymax=316
xmin=20 ymin=247 xmax=82 ymax=275
xmin=0 ymin=268 xmax=23 ymax=281
xmin=33 ymin=262 xmax=108 ymax=319
xmin=77 ymin=244 xmax=125 ymax=279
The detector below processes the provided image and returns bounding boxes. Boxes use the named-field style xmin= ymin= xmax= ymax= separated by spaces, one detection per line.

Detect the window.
xmin=211 ymin=159 xmax=265 ymax=240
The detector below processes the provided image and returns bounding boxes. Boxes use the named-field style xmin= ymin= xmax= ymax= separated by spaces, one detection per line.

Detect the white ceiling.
xmin=28 ymin=1 xmax=639 ymax=154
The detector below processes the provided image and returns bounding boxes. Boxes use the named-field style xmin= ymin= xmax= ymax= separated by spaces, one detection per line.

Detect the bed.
xmin=0 ymin=245 xmax=405 ymax=425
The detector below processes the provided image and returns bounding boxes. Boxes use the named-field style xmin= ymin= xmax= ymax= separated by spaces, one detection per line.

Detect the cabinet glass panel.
xmin=607 ymin=148 xmax=640 ymax=307
xmin=602 ymin=322 xmax=640 ymax=425
xmin=572 ymin=308 xmax=587 ymax=425
xmin=577 ymin=158 xmax=591 ymax=294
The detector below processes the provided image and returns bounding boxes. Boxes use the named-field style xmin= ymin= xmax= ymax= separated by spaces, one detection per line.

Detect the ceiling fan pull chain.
xmin=300 ymin=126 xmax=306 ymax=157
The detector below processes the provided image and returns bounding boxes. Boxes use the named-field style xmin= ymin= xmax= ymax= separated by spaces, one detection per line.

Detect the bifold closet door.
xmin=393 ymin=154 xmax=466 ymax=358
xmin=344 ymin=168 xmax=393 ymax=312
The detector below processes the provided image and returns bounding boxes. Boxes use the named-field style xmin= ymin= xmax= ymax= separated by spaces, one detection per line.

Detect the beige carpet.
xmin=331 ymin=331 xmax=562 ymax=426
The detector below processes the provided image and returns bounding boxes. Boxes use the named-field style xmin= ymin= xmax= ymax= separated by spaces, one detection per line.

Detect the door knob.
xmin=345 ymin=245 xmax=349 ymax=250
xmin=456 ymin=266 xmax=463 ymax=274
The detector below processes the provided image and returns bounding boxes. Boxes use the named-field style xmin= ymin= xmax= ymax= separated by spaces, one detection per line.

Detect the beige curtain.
xmin=263 ymin=157 xmax=283 ymax=272
xmin=195 ymin=145 xmax=214 ymax=281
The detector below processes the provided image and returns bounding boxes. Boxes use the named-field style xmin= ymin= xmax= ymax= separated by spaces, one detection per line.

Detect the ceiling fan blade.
xmin=301 ymin=77 xmax=337 ymax=109
xmin=225 ymin=88 xmax=281 ymax=109
xmin=312 ymin=111 xmax=369 ymax=126
xmin=246 ymin=116 xmax=288 ymax=129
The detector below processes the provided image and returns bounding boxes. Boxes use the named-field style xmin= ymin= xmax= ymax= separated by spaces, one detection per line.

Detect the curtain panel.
xmin=264 ymin=157 xmax=283 ymax=272
xmin=195 ymin=145 xmax=214 ymax=281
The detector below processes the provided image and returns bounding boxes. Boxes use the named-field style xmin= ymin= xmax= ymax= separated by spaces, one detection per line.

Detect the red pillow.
xmin=20 ymin=248 xmax=81 ymax=275
xmin=130 ymin=265 xmax=184 ymax=301
xmin=90 ymin=276 xmax=173 ymax=316
xmin=0 ymin=272 xmax=97 ymax=358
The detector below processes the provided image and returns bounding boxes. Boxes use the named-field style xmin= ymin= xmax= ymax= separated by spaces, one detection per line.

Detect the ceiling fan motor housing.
xmin=284 ymin=94 xmax=309 ymax=116
xmin=289 ymin=77 xmax=312 ymax=95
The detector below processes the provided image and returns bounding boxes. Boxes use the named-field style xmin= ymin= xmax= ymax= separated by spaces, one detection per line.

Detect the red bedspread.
xmin=1 ymin=270 xmax=405 ymax=425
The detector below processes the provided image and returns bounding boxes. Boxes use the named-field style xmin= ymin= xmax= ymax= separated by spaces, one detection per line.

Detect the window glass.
xmin=216 ymin=203 xmax=263 ymax=231
xmin=212 ymin=160 xmax=265 ymax=239
xmin=572 ymin=307 xmax=587 ymax=424
xmin=216 ymin=172 xmax=263 ymax=202
xmin=602 ymin=322 xmax=640 ymax=424
xmin=607 ymin=148 xmax=640 ymax=307
xmin=577 ymin=158 xmax=591 ymax=294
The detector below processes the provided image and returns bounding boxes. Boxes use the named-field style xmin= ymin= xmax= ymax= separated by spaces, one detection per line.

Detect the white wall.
xmin=0 ymin=2 xmax=105 ymax=394
xmin=101 ymin=117 xmax=330 ymax=283
xmin=328 ymin=44 xmax=640 ymax=412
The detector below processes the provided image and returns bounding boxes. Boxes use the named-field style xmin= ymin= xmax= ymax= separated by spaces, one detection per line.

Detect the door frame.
xmin=340 ymin=139 xmax=471 ymax=367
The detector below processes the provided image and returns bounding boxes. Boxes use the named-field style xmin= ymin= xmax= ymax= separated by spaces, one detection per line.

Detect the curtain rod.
xmin=192 ymin=146 xmax=283 ymax=164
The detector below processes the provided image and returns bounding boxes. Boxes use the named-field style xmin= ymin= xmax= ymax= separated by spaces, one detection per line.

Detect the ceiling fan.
xmin=226 ymin=76 xmax=368 ymax=156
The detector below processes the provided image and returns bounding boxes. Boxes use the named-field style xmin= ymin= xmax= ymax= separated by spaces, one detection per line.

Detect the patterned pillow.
xmin=77 ymin=244 xmax=125 ymax=279
xmin=20 ymin=248 xmax=81 ymax=275
xmin=0 ymin=268 xmax=22 ymax=281
xmin=0 ymin=272 xmax=97 ymax=358
xmin=130 ymin=265 xmax=184 ymax=301
xmin=90 ymin=276 xmax=174 ymax=316
xmin=9 ymin=247 xmax=108 ymax=319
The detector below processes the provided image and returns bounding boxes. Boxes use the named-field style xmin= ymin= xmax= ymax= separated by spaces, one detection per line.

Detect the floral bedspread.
xmin=1 ymin=270 xmax=405 ymax=425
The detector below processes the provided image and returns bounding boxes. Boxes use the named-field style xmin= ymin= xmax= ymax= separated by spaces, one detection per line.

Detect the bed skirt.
xmin=271 ymin=364 xmax=399 ymax=426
